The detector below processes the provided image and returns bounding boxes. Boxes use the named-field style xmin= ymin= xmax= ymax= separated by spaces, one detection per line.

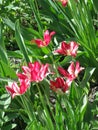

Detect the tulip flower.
xmin=32 ymin=30 xmax=55 ymax=47
xmin=50 ymin=77 xmax=69 ymax=92
xmin=58 ymin=61 xmax=84 ymax=82
xmin=59 ymin=0 xmax=68 ymax=7
xmin=55 ymin=41 xmax=79 ymax=57
xmin=17 ymin=61 xmax=49 ymax=82
xmin=6 ymin=79 xmax=30 ymax=98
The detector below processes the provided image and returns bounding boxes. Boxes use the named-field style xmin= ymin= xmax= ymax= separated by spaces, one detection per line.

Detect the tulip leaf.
xmin=25 ymin=120 xmax=47 ymax=130
xmin=0 ymin=23 xmax=8 ymax=64
xmin=80 ymin=67 xmax=95 ymax=87
xmin=60 ymin=56 xmax=72 ymax=66
xmin=15 ymin=20 xmax=30 ymax=63
xmin=0 ymin=46 xmax=9 ymax=64
xmin=0 ymin=60 xmax=17 ymax=79
xmin=0 ymin=94 xmax=11 ymax=109
xmin=92 ymin=0 xmax=98 ymax=13
xmin=0 ymin=23 xmax=4 ymax=48
xmin=1 ymin=124 xmax=17 ymax=130
xmin=2 ymin=17 xmax=15 ymax=31
xmin=20 ymin=26 xmax=41 ymax=41
xmin=29 ymin=0 xmax=43 ymax=33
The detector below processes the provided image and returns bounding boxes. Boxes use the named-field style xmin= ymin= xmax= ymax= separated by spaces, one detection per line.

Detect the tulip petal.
xmin=58 ymin=67 xmax=69 ymax=78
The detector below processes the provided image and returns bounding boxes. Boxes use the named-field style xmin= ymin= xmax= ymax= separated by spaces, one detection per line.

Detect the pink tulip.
xmin=58 ymin=61 xmax=84 ymax=82
xmin=55 ymin=41 xmax=79 ymax=57
xmin=50 ymin=77 xmax=69 ymax=92
xmin=6 ymin=79 xmax=30 ymax=98
xmin=17 ymin=61 xmax=49 ymax=82
xmin=32 ymin=30 xmax=55 ymax=47
xmin=67 ymin=61 xmax=84 ymax=78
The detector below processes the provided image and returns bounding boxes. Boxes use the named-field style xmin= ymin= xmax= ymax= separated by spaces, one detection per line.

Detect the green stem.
xmin=36 ymin=83 xmax=54 ymax=130
xmin=47 ymin=46 xmax=60 ymax=77
xmin=20 ymin=94 xmax=34 ymax=122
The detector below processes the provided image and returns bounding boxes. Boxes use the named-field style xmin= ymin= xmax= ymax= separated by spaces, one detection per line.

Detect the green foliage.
xmin=15 ymin=20 xmax=30 ymax=63
xmin=0 ymin=94 xmax=17 ymax=130
xmin=0 ymin=0 xmax=98 ymax=130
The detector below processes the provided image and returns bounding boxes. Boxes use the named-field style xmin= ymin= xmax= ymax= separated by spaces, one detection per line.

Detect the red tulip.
xmin=50 ymin=77 xmax=69 ymax=92
xmin=6 ymin=79 xmax=30 ymax=98
xmin=55 ymin=41 xmax=79 ymax=57
xmin=32 ymin=30 xmax=55 ymax=47
xmin=58 ymin=61 xmax=84 ymax=82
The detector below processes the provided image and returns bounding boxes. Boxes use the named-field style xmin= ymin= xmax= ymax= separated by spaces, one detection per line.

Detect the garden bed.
xmin=0 ymin=0 xmax=98 ymax=130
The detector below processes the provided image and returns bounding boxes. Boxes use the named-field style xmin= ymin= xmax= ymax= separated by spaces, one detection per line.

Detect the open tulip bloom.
xmin=50 ymin=61 xmax=84 ymax=93
xmin=32 ymin=30 xmax=55 ymax=47
xmin=6 ymin=79 xmax=30 ymax=98
xmin=50 ymin=77 xmax=69 ymax=92
xmin=6 ymin=61 xmax=84 ymax=97
xmin=17 ymin=61 xmax=49 ymax=83
xmin=2 ymin=1 xmax=97 ymax=129
xmin=58 ymin=61 xmax=84 ymax=83
xmin=55 ymin=41 xmax=79 ymax=57
xmin=6 ymin=61 xmax=49 ymax=98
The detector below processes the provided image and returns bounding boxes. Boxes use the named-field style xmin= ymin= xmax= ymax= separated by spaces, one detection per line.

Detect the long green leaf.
xmin=0 ymin=46 xmax=8 ymax=64
xmin=92 ymin=0 xmax=98 ymax=13
xmin=80 ymin=67 xmax=95 ymax=87
xmin=0 ymin=22 xmax=4 ymax=48
xmin=15 ymin=20 xmax=30 ymax=63
xmin=29 ymin=0 xmax=43 ymax=33
xmin=0 ymin=23 xmax=9 ymax=64
xmin=2 ymin=17 xmax=15 ymax=31
xmin=0 ymin=60 xmax=17 ymax=79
